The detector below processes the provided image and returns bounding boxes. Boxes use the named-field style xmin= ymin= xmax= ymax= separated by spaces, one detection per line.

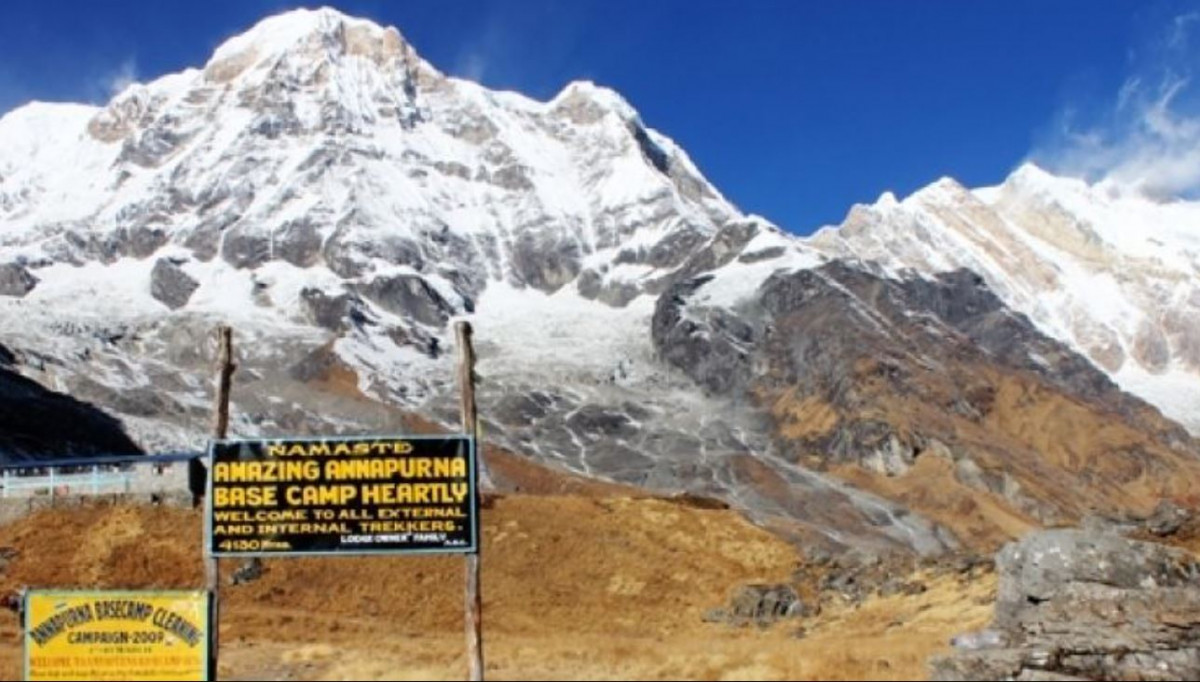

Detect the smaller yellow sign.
xmin=24 ymin=590 xmax=210 ymax=681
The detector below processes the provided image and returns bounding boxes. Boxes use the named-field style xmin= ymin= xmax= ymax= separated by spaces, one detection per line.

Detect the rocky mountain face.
xmin=811 ymin=168 xmax=1200 ymax=435
xmin=656 ymin=244 xmax=1200 ymax=547
xmin=0 ymin=8 xmax=1197 ymax=554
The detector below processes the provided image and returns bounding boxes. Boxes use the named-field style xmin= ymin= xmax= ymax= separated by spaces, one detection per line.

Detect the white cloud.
xmin=1170 ymin=11 xmax=1199 ymax=49
xmin=452 ymin=12 xmax=508 ymax=86
xmin=101 ymin=59 xmax=138 ymax=99
xmin=1032 ymin=11 xmax=1200 ymax=200
xmin=448 ymin=3 xmax=591 ymax=95
xmin=455 ymin=50 xmax=488 ymax=84
xmin=1116 ymin=76 xmax=1142 ymax=111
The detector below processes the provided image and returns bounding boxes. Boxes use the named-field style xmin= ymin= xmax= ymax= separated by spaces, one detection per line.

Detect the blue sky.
xmin=1 ymin=1 xmax=1197 ymax=232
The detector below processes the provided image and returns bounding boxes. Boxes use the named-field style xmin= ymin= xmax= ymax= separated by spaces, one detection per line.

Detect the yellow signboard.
xmin=23 ymin=590 xmax=210 ymax=681
xmin=207 ymin=436 xmax=478 ymax=556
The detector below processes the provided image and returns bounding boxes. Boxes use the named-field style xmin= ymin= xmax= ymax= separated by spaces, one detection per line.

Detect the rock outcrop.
xmin=149 ymin=259 xmax=199 ymax=310
xmin=0 ymin=263 xmax=36 ymax=298
xmin=704 ymin=584 xmax=808 ymax=628
xmin=933 ymin=528 xmax=1200 ymax=681
xmin=654 ymin=257 xmax=1200 ymax=547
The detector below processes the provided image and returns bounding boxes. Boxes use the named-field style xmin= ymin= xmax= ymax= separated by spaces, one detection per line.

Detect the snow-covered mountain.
xmin=1 ymin=7 xmax=1197 ymax=555
xmin=811 ymin=165 xmax=1200 ymax=435
xmin=0 ymin=6 xmax=748 ymax=450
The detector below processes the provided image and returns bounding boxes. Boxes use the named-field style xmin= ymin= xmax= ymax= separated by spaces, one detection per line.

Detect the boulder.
xmin=359 ymin=274 xmax=454 ymax=327
xmin=0 ymin=263 xmax=37 ymax=297
xmin=300 ymin=287 xmax=366 ymax=333
xmin=933 ymin=529 xmax=1200 ymax=681
xmin=230 ymin=558 xmax=264 ymax=585
xmin=220 ymin=227 xmax=270 ymax=269
xmin=510 ymin=232 xmax=580 ymax=293
xmin=1144 ymin=500 xmax=1192 ymax=538
xmin=724 ymin=584 xmax=804 ymax=628
xmin=993 ymin=528 xmax=1200 ymax=628
xmin=272 ymin=218 xmax=323 ymax=267
xmin=150 ymin=259 xmax=199 ymax=310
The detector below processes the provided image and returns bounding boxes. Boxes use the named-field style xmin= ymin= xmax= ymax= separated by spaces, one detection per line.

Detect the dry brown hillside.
xmin=0 ymin=498 xmax=992 ymax=681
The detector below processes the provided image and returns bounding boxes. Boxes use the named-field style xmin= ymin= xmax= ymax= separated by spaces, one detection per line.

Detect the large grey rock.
xmin=300 ymin=287 xmax=367 ymax=333
xmin=721 ymin=584 xmax=804 ymax=628
xmin=272 ymin=218 xmax=323 ymax=267
xmin=0 ymin=263 xmax=36 ymax=297
xmin=510 ymin=232 xmax=580 ymax=293
xmin=931 ymin=649 xmax=1025 ymax=681
xmin=934 ymin=529 xmax=1200 ymax=681
xmin=576 ymin=269 xmax=641 ymax=308
xmin=150 ymin=259 xmax=199 ymax=310
xmin=116 ymin=125 xmax=191 ymax=168
xmin=1145 ymin=500 xmax=1192 ymax=537
xmin=111 ymin=226 xmax=168 ymax=258
xmin=220 ymin=226 xmax=271 ymax=269
xmin=183 ymin=212 xmax=237 ymax=262
xmin=994 ymin=528 xmax=1200 ymax=628
xmin=359 ymin=274 xmax=454 ymax=327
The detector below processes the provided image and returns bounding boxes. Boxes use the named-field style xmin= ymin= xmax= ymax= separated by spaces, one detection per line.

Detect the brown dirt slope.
xmin=0 ymin=500 xmax=991 ymax=681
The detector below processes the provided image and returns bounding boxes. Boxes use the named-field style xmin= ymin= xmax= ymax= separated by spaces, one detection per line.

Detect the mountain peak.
xmin=907 ymin=175 xmax=972 ymax=206
xmin=204 ymin=7 xmax=423 ymax=83
xmin=1003 ymin=161 xmax=1094 ymax=199
xmin=1007 ymin=161 xmax=1058 ymax=187
xmin=549 ymin=80 xmax=640 ymax=125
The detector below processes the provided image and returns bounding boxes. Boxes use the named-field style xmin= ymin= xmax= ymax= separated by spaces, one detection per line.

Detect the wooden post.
xmin=455 ymin=321 xmax=484 ymax=682
xmin=212 ymin=326 xmax=235 ymax=441
xmin=208 ymin=325 xmax=235 ymax=681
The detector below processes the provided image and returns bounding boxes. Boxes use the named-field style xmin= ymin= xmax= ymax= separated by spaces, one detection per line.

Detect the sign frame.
xmin=204 ymin=434 xmax=479 ymax=558
xmin=22 ymin=589 xmax=213 ymax=682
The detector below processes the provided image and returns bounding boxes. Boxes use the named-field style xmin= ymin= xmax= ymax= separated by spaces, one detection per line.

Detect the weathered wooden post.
xmin=208 ymin=325 xmax=235 ymax=681
xmin=455 ymin=321 xmax=484 ymax=682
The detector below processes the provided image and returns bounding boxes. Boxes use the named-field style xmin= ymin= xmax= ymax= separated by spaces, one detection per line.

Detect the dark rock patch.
xmin=150 ymin=259 xmax=199 ymax=310
xmin=359 ymin=274 xmax=454 ymax=328
xmin=0 ymin=263 xmax=37 ymax=298
xmin=220 ymin=226 xmax=270 ymax=269
xmin=300 ymin=288 xmax=368 ymax=333
xmin=273 ymin=218 xmax=323 ymax=267
xmin=510 ymin=233 xmax=581 ymax=293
